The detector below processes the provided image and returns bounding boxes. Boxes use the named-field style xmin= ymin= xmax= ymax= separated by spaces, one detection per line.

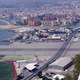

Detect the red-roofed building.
xmin=27 ymin=18 xmax=41 ymax=26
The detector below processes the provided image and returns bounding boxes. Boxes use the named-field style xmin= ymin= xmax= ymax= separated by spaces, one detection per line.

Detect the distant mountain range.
xmin=0 ymin=0 xmax=80 ymax=9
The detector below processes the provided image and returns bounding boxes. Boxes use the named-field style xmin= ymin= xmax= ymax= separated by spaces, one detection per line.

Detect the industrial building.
xmin=49 ymin=57 xmax=73 ymax=71
xmin=0 ymin=61 xmax=17 ymax=80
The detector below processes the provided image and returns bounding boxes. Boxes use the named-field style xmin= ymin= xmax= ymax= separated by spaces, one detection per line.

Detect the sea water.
xmin=0 ymin=30 xmax=16 ymax=41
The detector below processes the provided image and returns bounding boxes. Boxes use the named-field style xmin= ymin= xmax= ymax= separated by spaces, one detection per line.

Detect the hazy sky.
xmin=0 ymin=0 xmax=79 ymax=8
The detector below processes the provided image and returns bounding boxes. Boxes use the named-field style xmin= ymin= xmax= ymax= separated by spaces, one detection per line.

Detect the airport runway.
xmin=0 ymin=39 xmax=80 ymax=57
xmin=0 ymin=41 xmax=63 ymax=56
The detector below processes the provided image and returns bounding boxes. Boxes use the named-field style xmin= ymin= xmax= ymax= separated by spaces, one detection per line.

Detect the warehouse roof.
xmin=50 ymin=57 xmax=72 ymax=67
xmin=25 ymin=62 xmax=37 ymax=71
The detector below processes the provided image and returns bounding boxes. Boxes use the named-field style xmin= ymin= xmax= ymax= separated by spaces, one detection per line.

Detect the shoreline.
xmin=0 ymin=25 xmax=16 ymax=30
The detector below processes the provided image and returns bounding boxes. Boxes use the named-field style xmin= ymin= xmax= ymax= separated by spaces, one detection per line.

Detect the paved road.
xmin=63 ymin=37 xmax=80 ymax=57
xmin=21 ymin=30 xmax=76 ymax=80
xmin=63 ymin=29 xmax=80 ymax=57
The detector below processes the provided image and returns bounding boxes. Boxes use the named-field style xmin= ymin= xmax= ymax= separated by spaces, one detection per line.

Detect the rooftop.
xmin=0 ymin=61 xmax=17 ymax=80
xmin=25 ymin=62 xmax=37 ymax=71
xmin=50 ymin=57 xmax=72 ymax=67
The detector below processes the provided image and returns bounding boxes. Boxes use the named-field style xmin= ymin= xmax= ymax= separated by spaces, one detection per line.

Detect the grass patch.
xmin=0 ymin=55 xmax=33 ymax=61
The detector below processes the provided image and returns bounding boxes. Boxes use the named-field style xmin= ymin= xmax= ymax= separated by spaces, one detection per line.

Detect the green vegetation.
xmin=0 ymin=55 xmax=33 ymax=61
xmin=65 ymin=74 xmax=73 ymax=80
xmin=0 ymin=62 xmax=12 ymax=80
xmin=73 ymin=54 xmax=80 ymax=80
xmin=65 ymin=54 xmax=80 ymax=80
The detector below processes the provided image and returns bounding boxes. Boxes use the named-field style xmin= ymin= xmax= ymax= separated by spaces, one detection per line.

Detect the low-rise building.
xmin=27 ymin=18 xmax=41 ymax=26
xmin=0 ymin=61 xmax=17 ymax=80
xmin=49 ymin=57 xmax=73 ymax=71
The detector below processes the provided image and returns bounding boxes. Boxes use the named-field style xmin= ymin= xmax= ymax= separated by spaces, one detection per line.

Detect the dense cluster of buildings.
xmin=0 ymin=8 xmax=80 ymax=28
xmin=14 ymin=13 xmax=80 ymax=27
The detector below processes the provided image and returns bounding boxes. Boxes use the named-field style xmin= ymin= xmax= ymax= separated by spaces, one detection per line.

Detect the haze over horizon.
xmin=0 ymin=0 xmax=80 ymax=9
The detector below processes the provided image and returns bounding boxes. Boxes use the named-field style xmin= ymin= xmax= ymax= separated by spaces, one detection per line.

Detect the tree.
xmin=73 ymin=55 xmax=80 ymax=80
xmin=65 ymin=54 xmax=80 ymax=80
xmin=64 ymin=74 xmax=73 ymax=80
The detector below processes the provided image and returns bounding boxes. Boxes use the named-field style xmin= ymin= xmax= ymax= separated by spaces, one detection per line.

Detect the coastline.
xmin=0 ymin=24 xmax=16 ymax=30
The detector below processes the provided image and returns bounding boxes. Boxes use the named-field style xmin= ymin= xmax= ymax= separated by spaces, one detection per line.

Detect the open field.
xmin=0 ymin=55 xmax=34 ymax=61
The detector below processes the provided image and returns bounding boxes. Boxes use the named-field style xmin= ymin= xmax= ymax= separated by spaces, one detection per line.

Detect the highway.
xmin=21 ymin=30 xmax=77 ymax=80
